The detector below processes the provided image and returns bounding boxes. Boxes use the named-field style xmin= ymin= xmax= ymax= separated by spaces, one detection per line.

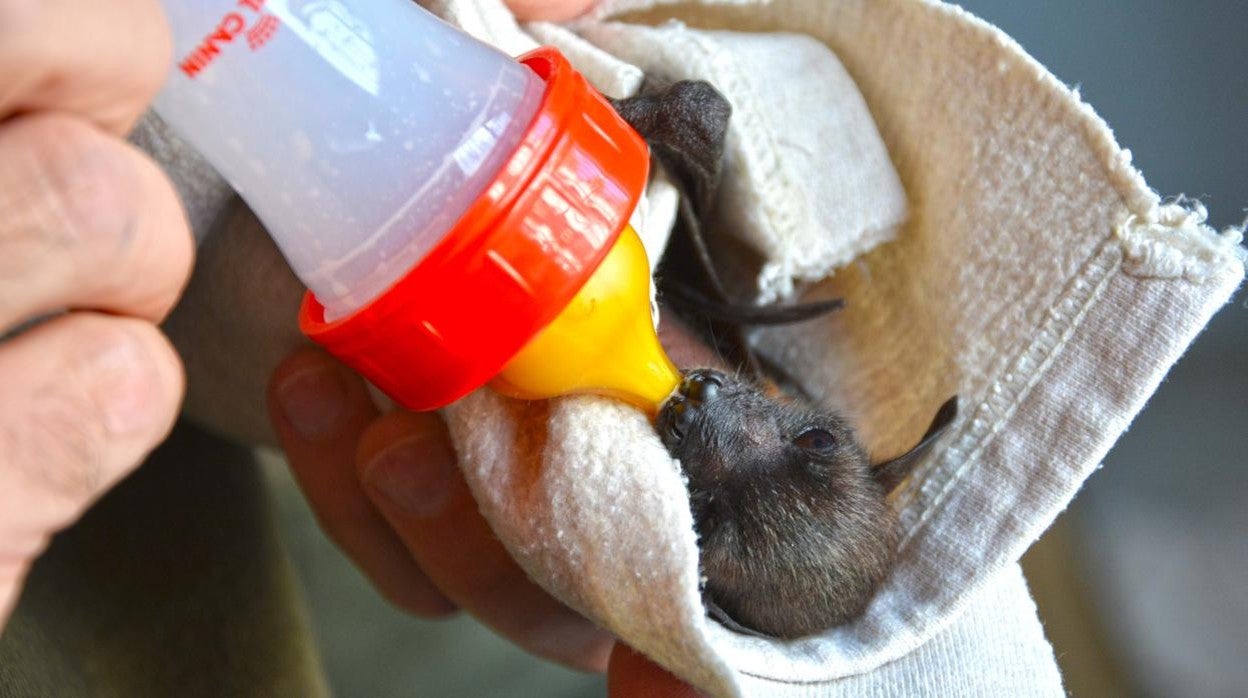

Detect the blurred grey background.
xmin=269 ymin=2 xmax=1246 ymax=696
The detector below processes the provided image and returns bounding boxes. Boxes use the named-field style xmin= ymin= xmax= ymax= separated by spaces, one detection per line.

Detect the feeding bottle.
xmin=153 ymin=0 xmax=680 ymax=413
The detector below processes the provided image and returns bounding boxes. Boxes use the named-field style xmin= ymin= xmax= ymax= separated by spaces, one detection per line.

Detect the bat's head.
xmin=658 ymin=368 xmax=957 ymax=638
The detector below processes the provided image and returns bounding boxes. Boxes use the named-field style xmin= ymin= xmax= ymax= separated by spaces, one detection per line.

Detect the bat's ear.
xmin=872 ymin=396 xmax=959 ymax=493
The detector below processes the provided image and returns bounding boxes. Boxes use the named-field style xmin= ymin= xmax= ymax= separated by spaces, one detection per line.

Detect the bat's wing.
xmin=611 ymin=79 xmax=845 ymax=379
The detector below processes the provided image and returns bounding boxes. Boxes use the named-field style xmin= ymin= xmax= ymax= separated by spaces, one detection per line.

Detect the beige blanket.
xmin=444 ymin=2 xmax=1244 ymax=695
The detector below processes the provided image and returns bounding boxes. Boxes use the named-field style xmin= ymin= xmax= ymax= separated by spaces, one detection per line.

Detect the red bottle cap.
xmin=299 ymin=47 xmax=650 ymax=411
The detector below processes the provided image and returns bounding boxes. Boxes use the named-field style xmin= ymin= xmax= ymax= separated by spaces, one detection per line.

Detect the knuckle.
xmin=0 ymin=317 xmax=181 ymax=503
xmin=0 ymin=117 xmax=138 ymax=263
xmin=0 ymin=124 xmax=69 ymax=287
xmin=2 ymin=379 xmax=110 ymax=503
xmin=142 ymin=160 xmax=195 ymax=291
xmin=74 ymin=318 xmax=180 ymax=434
xmin=29 ymin=118 xmax=138 ymax=251
xmin=96 ymin=150 xmax=195 ymax=320
xmin=0 ymin=116 xmax=193 ymax=322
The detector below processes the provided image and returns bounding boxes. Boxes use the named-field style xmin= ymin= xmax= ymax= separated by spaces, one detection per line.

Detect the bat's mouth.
xmin=657 ymin=393 xmax=687 ymax=450
xmin=657 ymin=368 xmax=728 ymax=452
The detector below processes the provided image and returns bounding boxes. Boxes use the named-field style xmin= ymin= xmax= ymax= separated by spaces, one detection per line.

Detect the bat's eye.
xmin=794 ymin=428 xmax=836 ymax=452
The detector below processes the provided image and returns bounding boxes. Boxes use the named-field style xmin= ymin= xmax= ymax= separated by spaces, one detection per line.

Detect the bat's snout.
xmin=658 ymin=368 xmax=728 ymax=450
xmin=679 ymin=368 xmax=726 ymax=405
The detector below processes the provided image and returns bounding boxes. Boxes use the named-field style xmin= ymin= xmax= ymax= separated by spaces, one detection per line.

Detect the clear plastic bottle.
xmin=153 ymin=1 xmax=679 ymax=412
xmin=155 ymin=0 xmax=543 ymax=319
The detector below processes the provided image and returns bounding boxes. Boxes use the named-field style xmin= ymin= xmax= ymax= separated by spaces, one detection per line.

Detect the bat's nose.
xmin=680 ymin=369 xmax=726 ymax=405
xmin=659 ymin=369 xmax=728 ymax=450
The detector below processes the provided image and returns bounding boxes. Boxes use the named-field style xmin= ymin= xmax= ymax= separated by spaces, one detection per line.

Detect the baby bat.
xmin=610 ymin=81 xmax=958 ymax=639
xmin=659 ymin=369 xmax=957 ymax=638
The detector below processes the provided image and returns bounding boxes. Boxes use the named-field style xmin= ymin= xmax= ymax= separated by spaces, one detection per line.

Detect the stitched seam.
xmin=665 ymin=27 xmax=800 ymax=262
xmin=895 ymin=234 xmax=1121 ymax=539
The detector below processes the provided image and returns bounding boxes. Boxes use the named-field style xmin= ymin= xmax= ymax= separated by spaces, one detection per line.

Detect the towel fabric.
xmin=579 ymin=22 xmax=908 ymax=302
xmin=135 ymin=0 xmax=1244 ymax=696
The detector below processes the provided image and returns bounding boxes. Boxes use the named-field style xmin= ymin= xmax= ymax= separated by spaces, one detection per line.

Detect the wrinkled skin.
xmin=658 ymin=369 xmax=903 ymax=639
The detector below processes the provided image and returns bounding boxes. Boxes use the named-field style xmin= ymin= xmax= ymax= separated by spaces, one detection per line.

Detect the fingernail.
xmin=362 ymin=433 xmax=456 ymax=518
xmin=276 ymin=365 xmax=348 ymax=440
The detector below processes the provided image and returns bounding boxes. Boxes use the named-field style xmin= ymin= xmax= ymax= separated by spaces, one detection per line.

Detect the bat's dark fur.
xmin=659 ymin=372 xmax=956 ymax=637
xmin=610 ymin=81 xmax=957 ymax=639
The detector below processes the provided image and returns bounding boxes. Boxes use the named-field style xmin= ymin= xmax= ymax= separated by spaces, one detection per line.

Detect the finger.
xmin=0 ymin=0 xmax=171 ymax=134
xmin=357 ymin=411 xmax=614 ymax=672
xmin=607 ymin=643 xmax=705 ymax=698
xmin=0 ymin=312 xmax=183 ymax=624
xmin=504 ymin=0 xmax=599 ymax=22
xmin=0 ymin=113 xmax=193 ymax=331
xmin=268 ymin=349 xmax=457 ymax=618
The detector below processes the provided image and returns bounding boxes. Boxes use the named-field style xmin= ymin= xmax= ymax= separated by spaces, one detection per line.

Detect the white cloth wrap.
xmin=136 ymin=0 xmax=1245 ymax=696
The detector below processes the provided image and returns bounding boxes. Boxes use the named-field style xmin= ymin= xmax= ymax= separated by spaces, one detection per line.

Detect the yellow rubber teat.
xmin=489 ymin=225 xmax=681 ymax=414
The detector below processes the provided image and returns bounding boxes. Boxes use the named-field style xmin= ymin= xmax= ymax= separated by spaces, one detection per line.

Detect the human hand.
xmin=267 ymin=318 xmax=726 ymax=683
xmin=0 ymin=1 xmax=192 ymax=628
xmin=267 ymin=349 xmax=614 ymax=671
xmin=268 ymin=352 xmax=715 ymax=692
